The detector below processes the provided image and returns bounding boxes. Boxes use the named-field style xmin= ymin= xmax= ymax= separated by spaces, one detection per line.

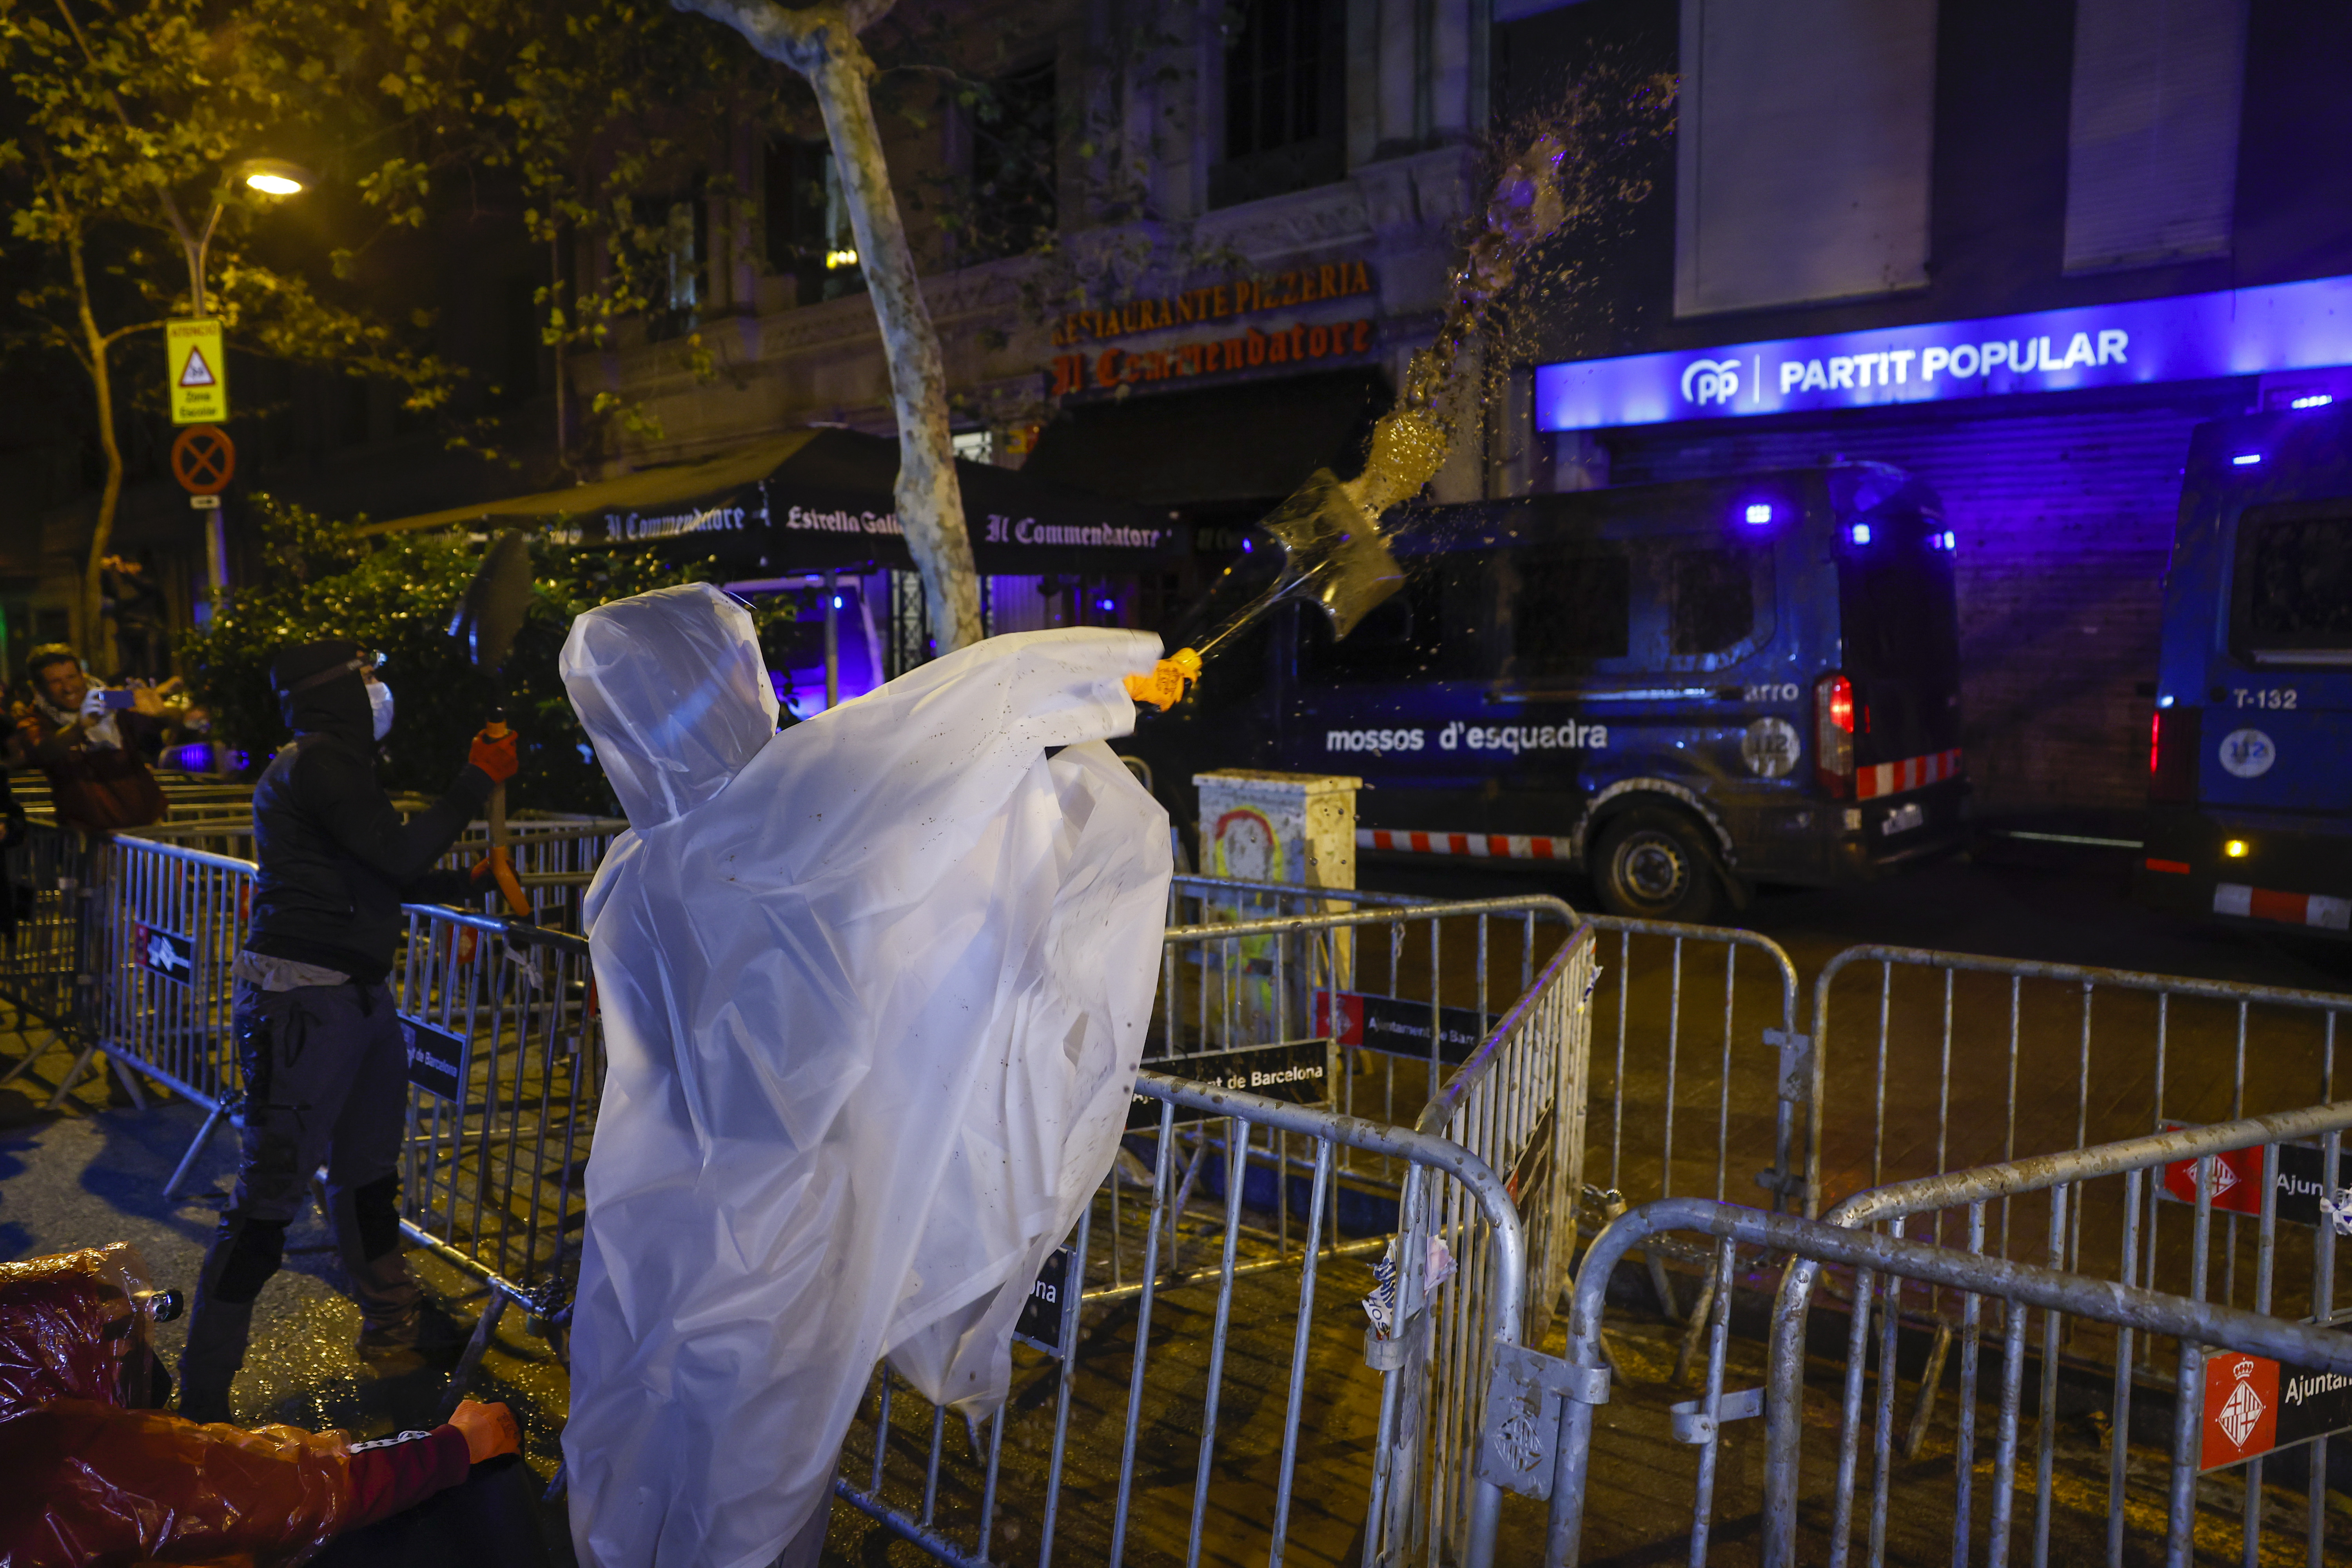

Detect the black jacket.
xmin=246 ymin=642 xmax=491 ymax=983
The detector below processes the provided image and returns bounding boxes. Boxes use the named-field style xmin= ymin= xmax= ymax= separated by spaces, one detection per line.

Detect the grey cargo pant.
xmin=180 ymin=978 xmax=421 ymax=1397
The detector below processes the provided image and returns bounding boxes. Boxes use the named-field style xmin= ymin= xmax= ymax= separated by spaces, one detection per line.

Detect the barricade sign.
xmin=1012 ymin=1244 xmax=1074 ymax=1353
xmin=2200 ymin=1350 xmax=2352 ymax=1470
xmin=1317 ymin=987 xmax=1486 ymax=1062
xmin=401 ymin=1015 xmax=470 ymax=1100
xmin=1126 ymin=1038 xmax=1329 ymax=1128
xmin=2155 ymin=1122 xmax=2352 ymax=1229
xmin=130 ymin=922 xmax=195 ymax=983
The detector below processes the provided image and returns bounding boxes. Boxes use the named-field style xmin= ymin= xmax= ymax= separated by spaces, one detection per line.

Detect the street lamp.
xmin=180 ymin=156 xmax=317 ymax=317
xmin=175 ymin=156 xmax=315 ymax=615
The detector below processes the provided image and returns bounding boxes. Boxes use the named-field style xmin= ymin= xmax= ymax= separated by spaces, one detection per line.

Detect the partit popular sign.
xmin=1535 ymin=274 xmax=2352 ymax=431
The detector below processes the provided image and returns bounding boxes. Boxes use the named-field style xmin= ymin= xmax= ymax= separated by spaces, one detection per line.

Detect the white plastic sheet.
xmin=557 ymin=584 xmax=1171 ymax=1568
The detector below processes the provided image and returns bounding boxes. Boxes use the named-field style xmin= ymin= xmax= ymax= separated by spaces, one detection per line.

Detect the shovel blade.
xmin=1256 ymin=468 xmax=1406 ymax=641
xmin=450 ymin=529 xmax=535 ymax=673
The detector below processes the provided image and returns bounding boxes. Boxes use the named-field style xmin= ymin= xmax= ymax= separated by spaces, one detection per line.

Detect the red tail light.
xmin=2149 ymin=706 xmax=2200 ymax=804
xmin=1815 ymin=672 xmax=1855 ymax=797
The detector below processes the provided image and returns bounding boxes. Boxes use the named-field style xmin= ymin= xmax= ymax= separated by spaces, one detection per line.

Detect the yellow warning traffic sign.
xmin=167 ymin=319 xmax=228 ymax=425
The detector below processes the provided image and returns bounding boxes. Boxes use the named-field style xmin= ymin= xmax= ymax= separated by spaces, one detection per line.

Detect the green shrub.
xmin=180 ymin=496 xmax=790 ymax=816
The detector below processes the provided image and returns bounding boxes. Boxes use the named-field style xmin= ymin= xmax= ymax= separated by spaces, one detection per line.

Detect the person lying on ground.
xmin=0 ymin=1244 xmax=522 ymax=1568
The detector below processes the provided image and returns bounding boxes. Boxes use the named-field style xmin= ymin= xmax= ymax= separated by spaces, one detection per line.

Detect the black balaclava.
xmin=270 ymin=641 xmax=374 ymax=746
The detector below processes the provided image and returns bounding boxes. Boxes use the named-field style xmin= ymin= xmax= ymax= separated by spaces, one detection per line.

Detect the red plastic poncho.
xmin=0 ymin=1245 xmax=465 ymax=1568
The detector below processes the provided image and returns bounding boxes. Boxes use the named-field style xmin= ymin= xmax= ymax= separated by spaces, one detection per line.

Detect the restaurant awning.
xmin=360 ymin=427 xmax=1178 ymax=574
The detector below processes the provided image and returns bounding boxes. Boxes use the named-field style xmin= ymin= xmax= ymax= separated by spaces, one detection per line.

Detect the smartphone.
xmin=98 ymin=689 xmax=137 ymax=711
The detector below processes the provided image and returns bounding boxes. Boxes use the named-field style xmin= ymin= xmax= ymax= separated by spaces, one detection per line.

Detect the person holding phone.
xmin=9 ymin=644 xmax=203 ymax=834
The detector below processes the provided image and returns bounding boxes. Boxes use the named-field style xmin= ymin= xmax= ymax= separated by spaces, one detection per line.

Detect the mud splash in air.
xmin=1130 ymin=75 xmax=1677 ymax=710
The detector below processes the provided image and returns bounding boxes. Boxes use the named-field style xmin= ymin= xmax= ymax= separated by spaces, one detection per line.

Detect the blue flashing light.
xmin=1849 ymin=523 xmax=1872 ymax=546
xmin=1742 ymin=502 xmax=1774 ymax=525
xmin=2292 ymin=394 xmax=2334 ymax=409
xmin=1097 ymin=597 xmax=1116 ymax=612
xmin=832 ymin=595 xmax=844 ymax=608
xmin=2231 ymin=452 xmax=2263 ymax=466
xmin=1926 ymin=529 xmax=1956 ymax=551
xmin=1241 ymin=537 xmax=1253 ymax=553
xmin=2157 ymin=694 xmax=2174 ymax=708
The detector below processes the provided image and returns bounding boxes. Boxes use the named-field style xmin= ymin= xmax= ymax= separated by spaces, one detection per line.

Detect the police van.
xmin=2137 ymin=405 xmax=2352 ymax=939
xmin=1127 ymin=463 xmax=1969 ymax=922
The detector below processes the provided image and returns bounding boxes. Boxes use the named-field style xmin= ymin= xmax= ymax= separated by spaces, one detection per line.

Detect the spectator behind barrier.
xmin=8 ymin=644 xmax=207 ymax=834
xmin=0 ymin=1244 xmax=526 ymax=1568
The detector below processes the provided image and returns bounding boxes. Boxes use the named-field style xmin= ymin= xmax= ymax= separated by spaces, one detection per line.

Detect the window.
xmin=1213 ymin=0 xmax=1344 ymax=209
xmin=633 ymin=194 xmax=704 ymax=338
xmin=766 ymin=138 xmax=828 ymax=305
xmin=1668 ymin=546 xmax=1762 ymax=656
xmin=964 ymin=61 xmax=1057 ymax=263
xmin=1510 ymin=554 xmax=1631 ymax=676
xmin=765 ymin=140 xmax=862 ymax=304
xmin=1674 ymin=0 xmax=1935 ymax=314
xmin=2232 ymin=514 xmax=2352 ymax=662
xmin=2062 ymin=0 xmax=2246 ymax=274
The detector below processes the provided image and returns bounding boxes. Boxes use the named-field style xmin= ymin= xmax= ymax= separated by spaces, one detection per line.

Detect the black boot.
xmin=357 ymin=1298 xmax=477 ymax=1366
xmin=176 ymin=1296 xmax=251 ymax=1425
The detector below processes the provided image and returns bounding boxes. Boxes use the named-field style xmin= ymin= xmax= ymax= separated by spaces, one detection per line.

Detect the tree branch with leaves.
xmin=671 ymin=0 xmax=982 ymax=653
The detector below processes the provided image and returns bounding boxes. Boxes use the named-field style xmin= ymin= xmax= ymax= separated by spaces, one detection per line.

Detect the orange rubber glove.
xmin=446 ymin=1400 xmax=521 ymax=1465
xmin=468 ymin=727 xmax=519 ymax=784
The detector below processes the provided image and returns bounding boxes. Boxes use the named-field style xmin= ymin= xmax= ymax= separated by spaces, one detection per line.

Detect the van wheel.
xmin=1591 ymin=808 xmax=1720 ymax=924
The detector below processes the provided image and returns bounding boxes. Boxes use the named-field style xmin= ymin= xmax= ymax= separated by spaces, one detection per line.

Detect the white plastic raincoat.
xmin=556 ymin=585 xmax=1171 ymax=1568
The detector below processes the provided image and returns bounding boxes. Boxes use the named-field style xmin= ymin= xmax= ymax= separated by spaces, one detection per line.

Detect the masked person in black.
xmin=178 ymin=642 xmax=521 ymax=1424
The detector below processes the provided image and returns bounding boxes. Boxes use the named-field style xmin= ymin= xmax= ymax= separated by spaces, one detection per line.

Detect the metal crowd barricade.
xmin=1806 ymin=945 xmax=2352 ymax=1232
xmin=391 ymin=903 xmax=604 ymax=1396
xmin=1372 ymin=916 xmax=1598 ymax=1568
xmin=1579 ymin=917 xmax=1805 ymax=1216
xmin=822 ymin=893 xmax=1588 ymax=1568
xmin=84 ymin=835 xmax=252 ymax=1132
xmin=437 ymin=815 xmax=629 ymax=927
xmin=1533 ymin=1191 xmax=2352 ymax=1568
xmin=1762 ymin=1102 xmax=2352 ymax=1568
xmin=0 ymin=822 xmax=104 ymax=1102
xmin=828 ymin=1070 xmax=1530 ymax=1568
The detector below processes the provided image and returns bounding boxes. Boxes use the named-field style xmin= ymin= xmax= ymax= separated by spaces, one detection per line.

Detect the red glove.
xmin=468 ymin=727 xmax=519 ymax=784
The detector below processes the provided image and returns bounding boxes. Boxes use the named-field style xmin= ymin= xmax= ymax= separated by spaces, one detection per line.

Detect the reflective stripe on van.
xmin=2213 ymin=882 xmax=2352 ymax=931
xmin=1358 ymin=829 xmax=1568 ymax=860
xmin=1854 ymin=748 xmax=1965 ymax=800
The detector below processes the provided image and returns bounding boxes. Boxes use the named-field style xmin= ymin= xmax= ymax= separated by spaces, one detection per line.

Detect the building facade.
xmin=1504 ymin=0 xmax=2352 ymax=820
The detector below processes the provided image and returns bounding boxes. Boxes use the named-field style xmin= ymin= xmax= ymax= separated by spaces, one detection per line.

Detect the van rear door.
xmin=1832 ymin=494 xmax=1965 ymax=842
xmin=2204 ymin=504 xmax=2352 ymax=808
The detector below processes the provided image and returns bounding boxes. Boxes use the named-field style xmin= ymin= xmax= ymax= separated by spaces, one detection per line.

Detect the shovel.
xmin=448 ymin=529 xmax=535 ymax=917
xmin=1126 ymin=466 xmax=1407 ymax=710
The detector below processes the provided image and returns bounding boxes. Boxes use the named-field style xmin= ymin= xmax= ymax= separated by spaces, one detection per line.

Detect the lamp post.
xmin=178 ymin=158 xmax=313 ymax=607
xmin=180 ymin=157 xmax=313 ymax=316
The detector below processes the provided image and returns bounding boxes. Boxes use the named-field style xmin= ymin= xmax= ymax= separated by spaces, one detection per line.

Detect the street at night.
xmin=4 ymin=0 xmax=2352 ymax=1565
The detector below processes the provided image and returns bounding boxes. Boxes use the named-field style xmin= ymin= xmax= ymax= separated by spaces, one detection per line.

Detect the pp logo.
xmin=2217 ymin=728 xmax=2276 ymax=779
xmin=1680 ymin=358 xmax=1741 ymax=407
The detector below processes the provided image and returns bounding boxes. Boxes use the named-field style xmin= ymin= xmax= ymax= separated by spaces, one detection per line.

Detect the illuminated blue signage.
xmin=1535 ymin=274 xmax=2352 ymax=431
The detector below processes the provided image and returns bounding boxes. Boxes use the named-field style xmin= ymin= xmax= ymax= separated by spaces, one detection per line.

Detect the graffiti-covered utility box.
xmin=1195 ymin=769 xmax=1360 ymax=891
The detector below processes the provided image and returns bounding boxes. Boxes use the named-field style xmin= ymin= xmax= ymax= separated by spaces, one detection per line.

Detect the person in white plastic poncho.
xmin=557 ymin=584 xmax=1172 ymax=1568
